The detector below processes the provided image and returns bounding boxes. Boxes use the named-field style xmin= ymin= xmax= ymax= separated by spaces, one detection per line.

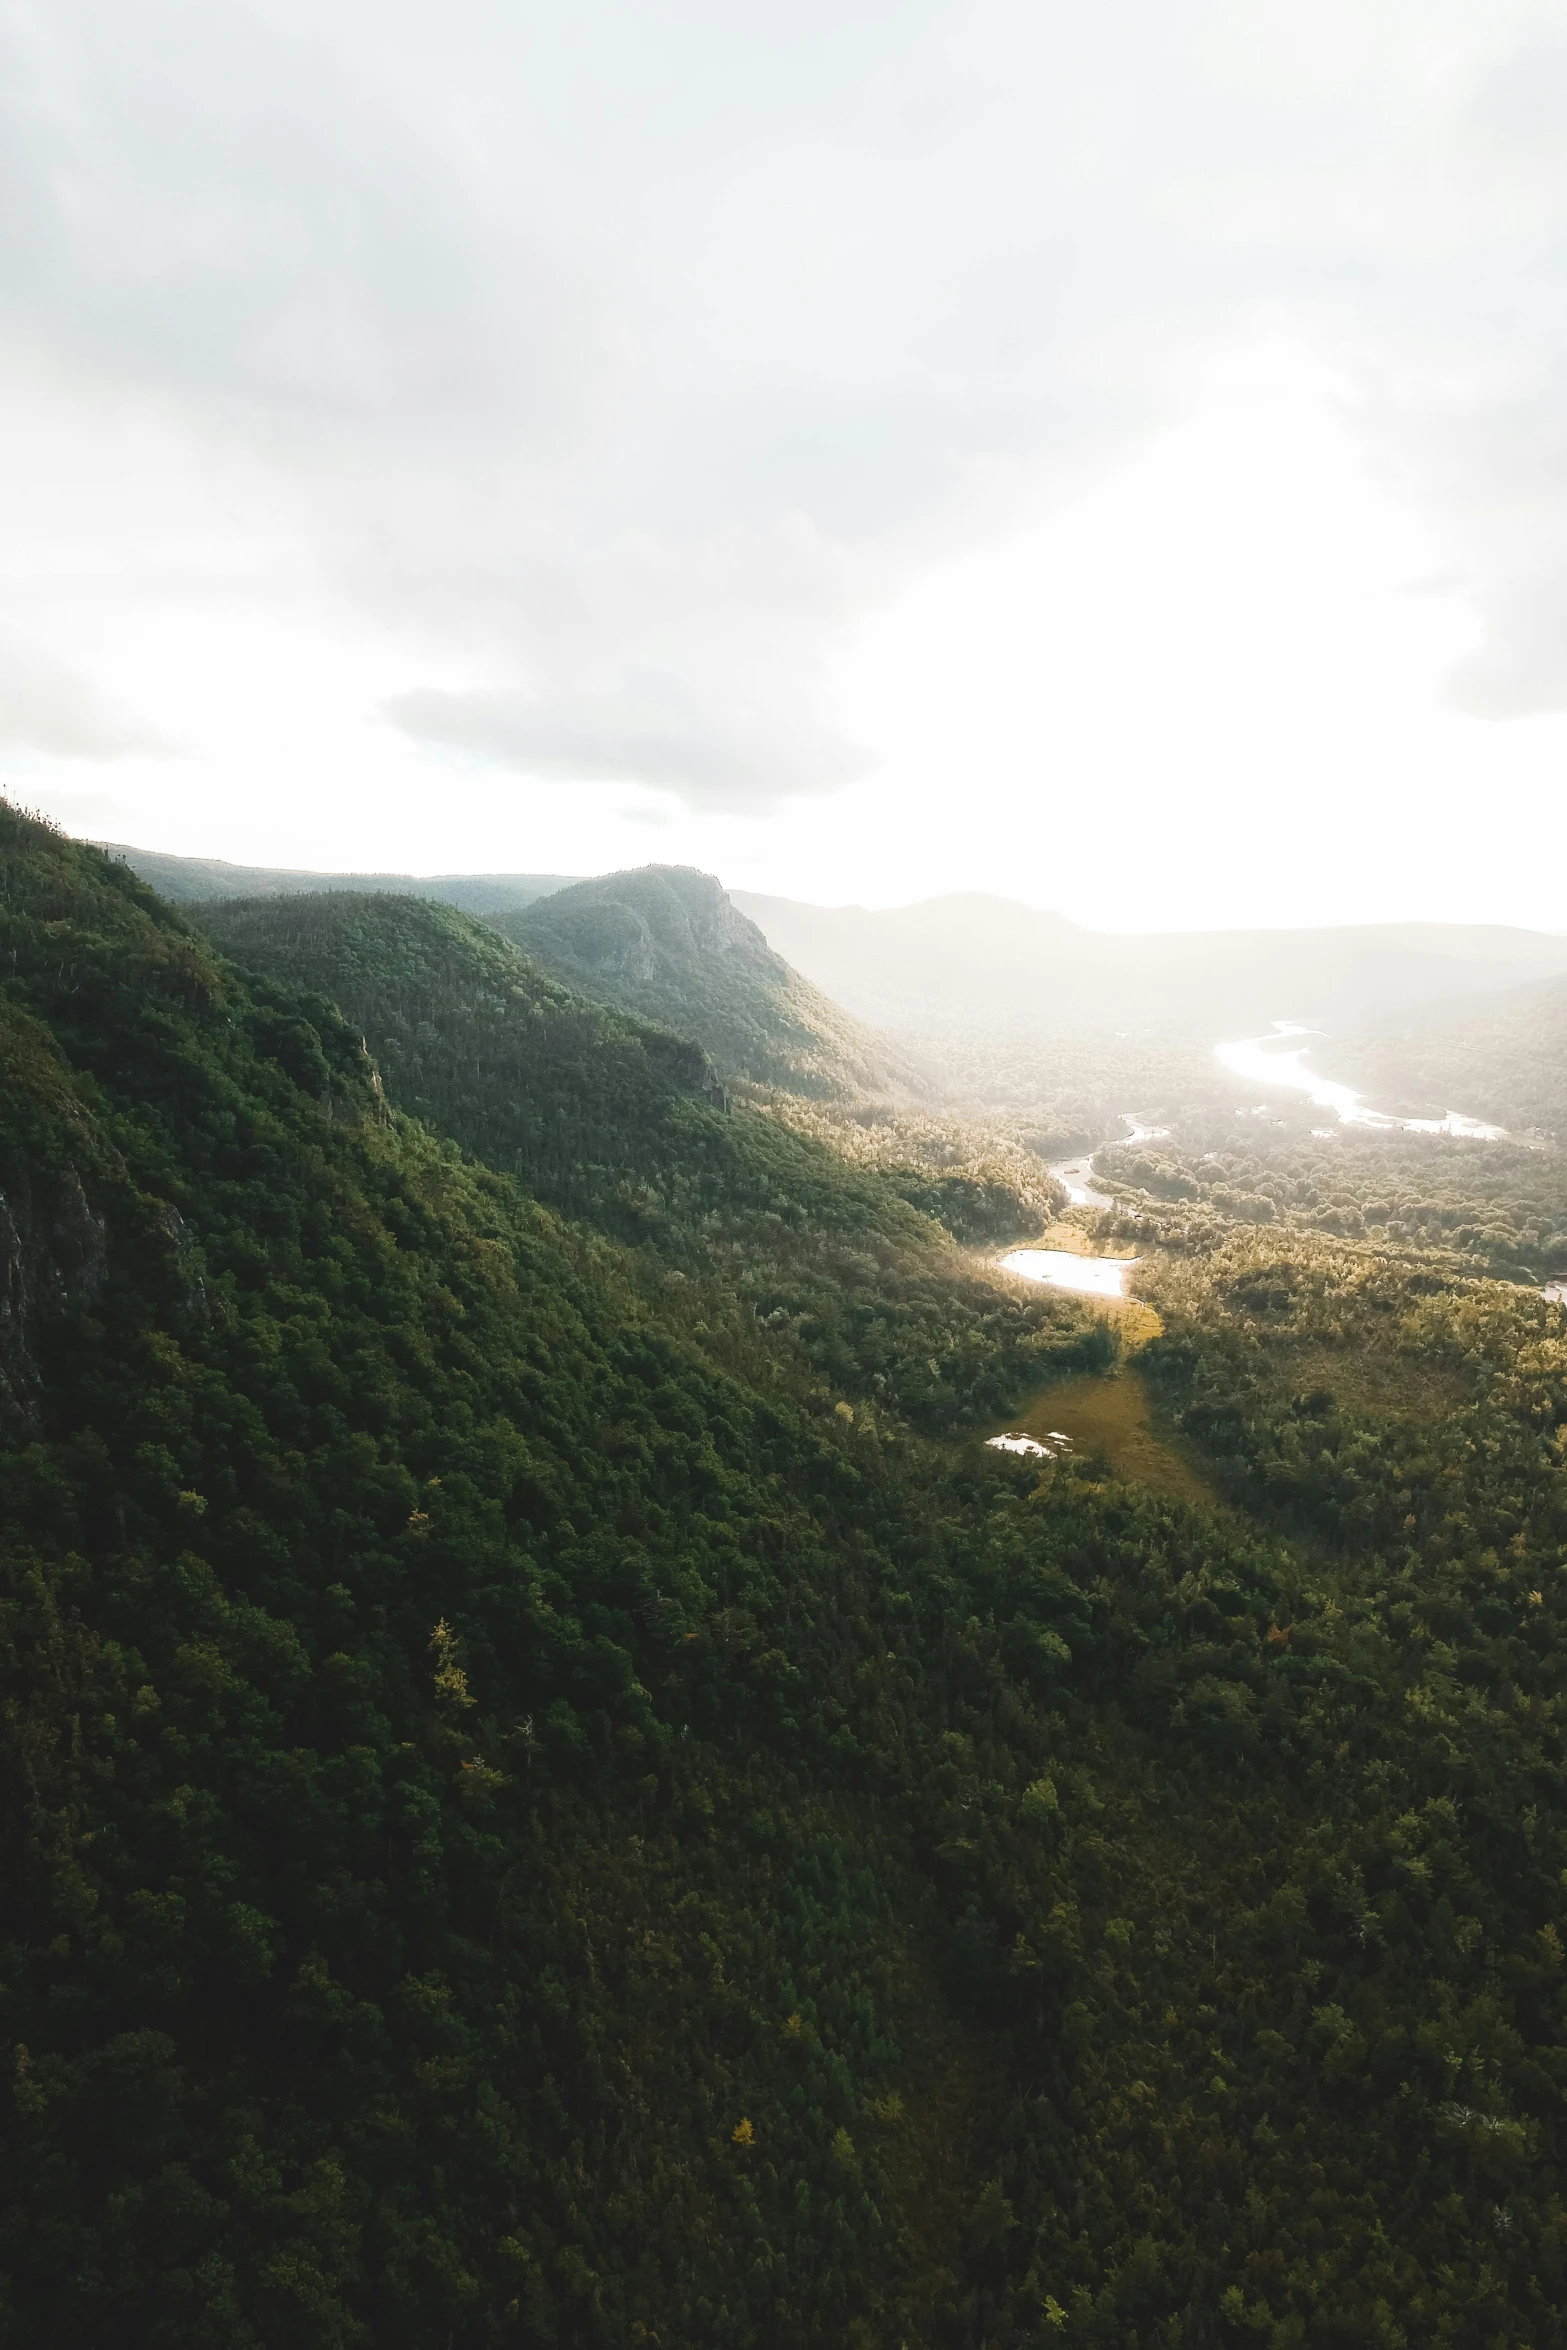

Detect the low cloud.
xmin=384 ymin=678 xmax=868 ymax=812
xmin=6 ymin=0 xmax=1567 ymax=825
xmin=1447 ymin=568 xmax=1567 ymax=718
xmin=0 ymin=637 xmax=168 ymax=760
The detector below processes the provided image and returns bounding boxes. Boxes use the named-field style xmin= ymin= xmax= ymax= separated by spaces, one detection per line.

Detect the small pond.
xmin=999 ymin=1247 xmax=1139 ymax=1299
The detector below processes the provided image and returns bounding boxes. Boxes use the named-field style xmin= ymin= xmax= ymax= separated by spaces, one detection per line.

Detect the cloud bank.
xmin=3 ymin=0 xmax=1567 ymax=831
xmin=0 ymin=633 xmax=167 ymax=760
xmin=386 ymin=680 xmax=868 ymax=812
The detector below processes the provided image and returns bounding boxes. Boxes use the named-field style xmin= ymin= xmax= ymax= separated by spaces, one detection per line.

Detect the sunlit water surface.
xmin=1214 ymin=1025 xmax=1506 ymax=1139
xmin=999 ymin=1248 xmax=1138 ymax=1298
xmin=1050 ymin=1116 xmax=1168 ymax=1207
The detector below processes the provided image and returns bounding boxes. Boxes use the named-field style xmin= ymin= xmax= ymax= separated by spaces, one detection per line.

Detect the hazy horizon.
xmin=86 ymin=831 xmax=1567 ymax=941
xmin=5 ymin=2 xmax=1567 ymax=931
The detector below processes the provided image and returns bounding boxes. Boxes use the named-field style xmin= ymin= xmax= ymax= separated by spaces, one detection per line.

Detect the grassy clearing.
xmin=998 ymin=1368 xmax=1220 ymax=1508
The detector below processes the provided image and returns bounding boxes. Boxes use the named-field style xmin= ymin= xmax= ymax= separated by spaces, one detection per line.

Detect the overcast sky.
xmin=4 ymin=0 xmax=1567 ymax=929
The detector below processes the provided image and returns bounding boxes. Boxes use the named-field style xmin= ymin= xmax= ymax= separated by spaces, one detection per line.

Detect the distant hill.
xmin=498 ymin=864 xmax=924 ymax=1101
xmin=1332 ymin=973 xmax=1567 ymax=1140
xmin=733 ymin=890 xmax=1567 ymax=1038
xmin=97 ymin=840 xmax=577 ymax=915
xmin=97 ymin=842 xmax=1567 ymax=1041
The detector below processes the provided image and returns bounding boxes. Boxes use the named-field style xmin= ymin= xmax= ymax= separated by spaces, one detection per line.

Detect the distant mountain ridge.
xmin=498 ymin=864 xmax=925 ymax=1102
xmin=89 ymin=840 xmax=924 ymax=1101
xmin=88 ymin=840 xmax=1567 ymax=1040
xmin=732 ymin=889 xmax=1567 ymax=1037
xmin=98 ymin=841 xmax=578 ymax=916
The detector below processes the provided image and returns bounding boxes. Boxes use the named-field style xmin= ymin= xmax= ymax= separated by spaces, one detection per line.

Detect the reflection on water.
xmin=1000 ymin=1247 xmax=1138 ymax=1298
xmin=1050 ymin=1116 xmax=1166 ymax=1208
xmin=1048 ymin=1156 xmax=1112 ymax=1208
xmin=1215 ymin=1024 xmax=1506 ymax=1139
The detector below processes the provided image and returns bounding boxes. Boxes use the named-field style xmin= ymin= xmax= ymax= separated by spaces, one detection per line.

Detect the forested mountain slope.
xmin=499 ymin=864 xmax=922 ymax=1100
xmin=192 ymin=890 xmax=1058 ymax=1400
xmin=195 ymin=892 xmax=738 ymax=1235
xmin=6 ymin=806 xmax=1567 ymax=2347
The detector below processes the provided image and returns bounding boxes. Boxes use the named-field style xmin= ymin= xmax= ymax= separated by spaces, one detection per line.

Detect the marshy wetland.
xmin=990 ymin=1198 xmax=1213 ymax=1500
xmin=988 ymin=1365 xmax=1217 ymax=1506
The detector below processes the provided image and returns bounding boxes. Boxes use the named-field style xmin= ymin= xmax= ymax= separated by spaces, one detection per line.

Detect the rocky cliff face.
xmin=0 ymin=1167 xmax=107 ymax=1435
xmin=523 ymin=867 xmax=765 ymax=985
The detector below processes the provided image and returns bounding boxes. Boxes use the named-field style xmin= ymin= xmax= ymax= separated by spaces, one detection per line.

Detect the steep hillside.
xmin=195 ymin=892 xmax=733 ymax=1235
xmin=193 ymin=889 xmax=1067 ymax=1397
xmin=736 ymin=888 xmax=1567 ymax=1037
xmin=499 ymin=864 xmax=923 ymax=1100
xmin=100 ymin=840 xmax=577 ymax=914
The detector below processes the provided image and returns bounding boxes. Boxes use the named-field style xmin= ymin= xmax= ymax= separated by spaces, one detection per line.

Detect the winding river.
xmin=1011 ymin=1034 xmax=1514 ymax=1305
xmin=1050 ymin=1115 xmax=1168 ymax=1210
xmin=1007 ymin=1033 xmax=1517 ymax=1305
xmin=1047 ymin=1155 xmax=1113 ymax=1210
xmin=1214 ymin=1024 xmax=1507 ymax=1139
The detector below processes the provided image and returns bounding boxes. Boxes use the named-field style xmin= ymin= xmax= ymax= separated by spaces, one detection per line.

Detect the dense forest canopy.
xmin=191 ymin=889 xmax=1071 ymax=1418
xmin=5 ymin=807 xmax=1567 ymax=2346
xmin=1098 ymin=1122 xmax=1567 ymax=1283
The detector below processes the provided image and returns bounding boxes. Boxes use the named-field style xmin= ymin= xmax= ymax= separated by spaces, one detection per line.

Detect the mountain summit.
xmin=499 ymin=864 xmax=922 ymax=1100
